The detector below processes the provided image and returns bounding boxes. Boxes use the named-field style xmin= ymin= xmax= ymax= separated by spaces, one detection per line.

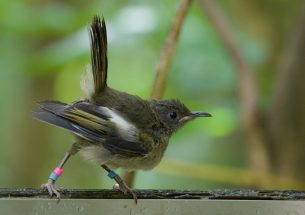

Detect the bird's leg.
xmin=41 ymin=153 xmax=70 ymax=198
xmin=41 ymin=143 xmax=79 ymax=198
xmin=101 ymin=164 xmax=138 ymax=204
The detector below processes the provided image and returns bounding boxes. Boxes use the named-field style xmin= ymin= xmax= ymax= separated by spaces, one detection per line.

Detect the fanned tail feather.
xmin=81 ymin=16 xmax=108 ymax=99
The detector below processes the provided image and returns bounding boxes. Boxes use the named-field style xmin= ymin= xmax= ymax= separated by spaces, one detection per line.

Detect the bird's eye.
xmin=168 ymin=111 xmax=177 ymax=120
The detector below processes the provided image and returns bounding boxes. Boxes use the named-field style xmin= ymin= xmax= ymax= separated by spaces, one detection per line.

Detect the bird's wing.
xmin=33 ymin=101 xmax=148 ymax=156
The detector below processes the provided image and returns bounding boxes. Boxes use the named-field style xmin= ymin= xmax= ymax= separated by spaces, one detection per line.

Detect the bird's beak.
xmin=189 ymin=111 xmax=212 ymax=117
xmin=179 ymin=111 xmax=212 ymax=123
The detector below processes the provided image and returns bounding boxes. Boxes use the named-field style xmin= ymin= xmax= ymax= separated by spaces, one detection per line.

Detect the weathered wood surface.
xmin=1 ymin=188 xmax=305 ymax=200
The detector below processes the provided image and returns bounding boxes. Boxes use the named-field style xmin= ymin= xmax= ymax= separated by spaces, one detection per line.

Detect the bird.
xmin=33 ymin=16 xmax=211 ymax=203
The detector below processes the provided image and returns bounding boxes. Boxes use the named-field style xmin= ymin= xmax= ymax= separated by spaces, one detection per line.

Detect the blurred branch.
xmin=123 ymin=0 xmax=193 ymax=186
xmin=268 ymin=2 xmax=305 ymax=178
xmin=197 ymin=0 xmax=271 ymax=180
xmin=158 ymin=159 xmax=305 ymax=189
xmin=150 ymin=0 xmax=193 ymax=99
xmin=122 ymin=171 xmax=136 ymax=188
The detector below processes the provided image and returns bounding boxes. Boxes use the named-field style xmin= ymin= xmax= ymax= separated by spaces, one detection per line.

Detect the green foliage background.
xmin=0 ymin=0 xmax=302 ymax=190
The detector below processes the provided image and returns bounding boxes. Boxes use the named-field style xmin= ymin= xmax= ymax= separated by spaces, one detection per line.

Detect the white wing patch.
xmin=98 ymin=106 xmax=139 ymax=142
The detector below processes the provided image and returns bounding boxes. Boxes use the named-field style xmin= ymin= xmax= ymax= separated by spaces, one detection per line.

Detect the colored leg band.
xmin=107 ymin=170 xmax=118 ymax=179
xmin=54 ymin=167 xmax=63 ymax=176
xmin=49 ymin=167 xmax=63 ymax=182
xmin=49 ymin=172 xmax=59 ymax=181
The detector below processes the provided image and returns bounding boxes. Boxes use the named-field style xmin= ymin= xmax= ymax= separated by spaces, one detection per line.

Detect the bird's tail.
xmin=81 ymin=16 xmax=108 ymax=99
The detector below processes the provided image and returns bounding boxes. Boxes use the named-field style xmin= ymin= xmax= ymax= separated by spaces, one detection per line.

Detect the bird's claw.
xmin=113 ymin=181 xmax=138 ymax=204
xmin=41 ymin=179 xmax=61 ymax=199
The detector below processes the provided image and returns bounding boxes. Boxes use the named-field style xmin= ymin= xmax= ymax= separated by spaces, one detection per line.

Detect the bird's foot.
xmin=114 ymin=181 xmax=137 ymax=204
xmin=41 ymin=179 xmax=61 ymax=199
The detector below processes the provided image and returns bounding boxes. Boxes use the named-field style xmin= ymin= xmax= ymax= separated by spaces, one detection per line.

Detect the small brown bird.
xmin=33 ymin=16 xmax=211 ymax=203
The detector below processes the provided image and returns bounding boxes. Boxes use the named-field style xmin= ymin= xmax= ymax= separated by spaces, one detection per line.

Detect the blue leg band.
xmin=49 ymin=172 xmax=59 ymax=181
xmin=107 ymin=170 xmax=118 ymax=179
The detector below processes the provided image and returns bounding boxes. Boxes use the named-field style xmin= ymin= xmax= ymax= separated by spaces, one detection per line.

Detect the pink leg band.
xmin=54 ymin=167 xmax=63 ymax=176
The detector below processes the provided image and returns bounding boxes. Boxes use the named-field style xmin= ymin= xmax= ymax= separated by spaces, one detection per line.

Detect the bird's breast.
xmin=108 ymin=139 xmax=169 ymax=171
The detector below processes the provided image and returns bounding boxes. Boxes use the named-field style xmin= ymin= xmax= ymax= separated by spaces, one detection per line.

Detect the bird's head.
xmin=150 ymin=99 xmax=211 ymax=135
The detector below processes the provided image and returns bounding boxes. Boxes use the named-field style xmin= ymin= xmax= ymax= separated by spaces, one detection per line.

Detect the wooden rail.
xmin=1 ymin=189 xmax=305 ymax=215
xmin=1 ymin=188 xmax=305 ymax=200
